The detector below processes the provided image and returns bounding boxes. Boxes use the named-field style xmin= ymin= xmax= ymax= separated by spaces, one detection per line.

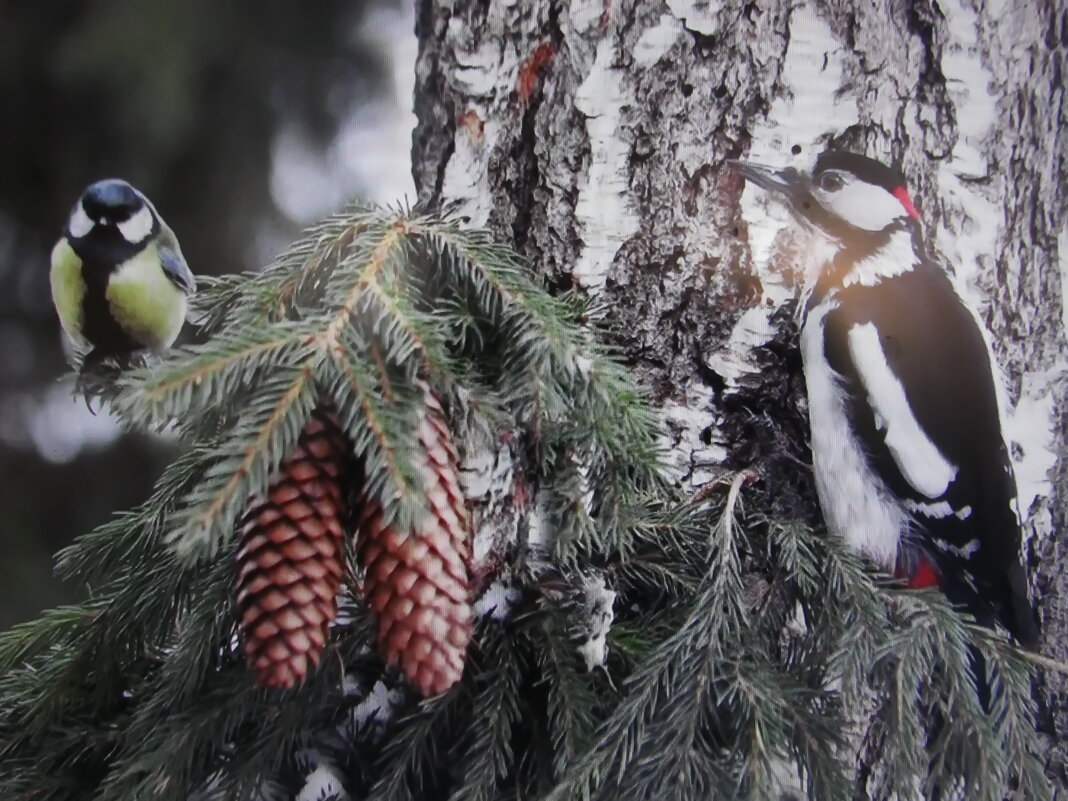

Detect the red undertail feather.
xmin=895 ymin=556 xmax=941 ymax=590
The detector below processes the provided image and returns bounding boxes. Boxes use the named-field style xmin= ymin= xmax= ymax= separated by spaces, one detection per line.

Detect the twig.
xmin=1016 ymin=649 xmax=1068 ymax=678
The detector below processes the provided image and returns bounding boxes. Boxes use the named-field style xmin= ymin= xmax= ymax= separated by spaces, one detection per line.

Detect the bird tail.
xmin=1004 ymin=559 xmax=1040 ymax=650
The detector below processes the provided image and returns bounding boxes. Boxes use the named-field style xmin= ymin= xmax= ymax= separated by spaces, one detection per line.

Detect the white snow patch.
xmin=341 ymin=672 xmax=360 ymax=697
xmin=666 ymin=0 xmax=719 ymax=35
xmin=1059 ymin=227 xmax=1068 ymax=331
xmin=527 ymin=495 xmax=553 ymax=549
xmin=573 ymin=39 xmax=638 ymax=293
xmin=633 ymin=14 xmax=684 ymax=66
xmin=353 ymin=680 xmax=404 ymax=730
xmin=576 ymin=574 xmax=616 ymax=671
xmin=296 ymin=763 xmax=348 ymax=801
xmin=474 ymin=580 xmax=521 ymax=620
xmin=1005 ymin=376 xmax=1059 ymax=523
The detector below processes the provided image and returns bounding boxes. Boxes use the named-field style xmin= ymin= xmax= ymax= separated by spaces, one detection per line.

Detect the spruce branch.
xmin=1 ymin=202 xmax=1054 ymax=801
xmin=538 ymin=607 xmax=601 ymax=779
xmin=116 ymin=322 xmax=322 ymax=425
xmin=443 ymin=628 xmax=520 ymax=801
xmin=165 ymin=367 xmax=320 ymax=560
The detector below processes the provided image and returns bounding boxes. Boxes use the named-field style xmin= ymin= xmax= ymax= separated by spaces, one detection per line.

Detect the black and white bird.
xmin=731 ymin=151 xmax=1038 ymax=649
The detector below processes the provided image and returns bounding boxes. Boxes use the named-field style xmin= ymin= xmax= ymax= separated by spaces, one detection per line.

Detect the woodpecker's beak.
xmin=726 ymin=160 xmax=806 ymax=202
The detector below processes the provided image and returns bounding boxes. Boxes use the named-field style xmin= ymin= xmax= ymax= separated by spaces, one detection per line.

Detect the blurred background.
xmin=0 ymin=0 xmax=416 ymax=627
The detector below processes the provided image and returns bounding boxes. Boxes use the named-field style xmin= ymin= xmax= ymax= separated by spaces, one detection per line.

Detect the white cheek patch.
xmin=68 ymin=203 xmax=95 ymax=238
xmin=117 ymin=205 xmax=154 ymax=244
xmin=816 ymin=180 xmax=909 ymax=231
xmin=847 ymin=322 xmax=958 ymax=498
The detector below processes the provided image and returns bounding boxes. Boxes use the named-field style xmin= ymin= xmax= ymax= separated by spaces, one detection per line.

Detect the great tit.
xmin=50 ymin=179 xmax=196 ymax=369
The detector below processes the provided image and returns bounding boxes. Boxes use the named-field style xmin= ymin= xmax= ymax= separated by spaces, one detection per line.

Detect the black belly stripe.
xmin=80 ymin=259 xmax=140 ymax=355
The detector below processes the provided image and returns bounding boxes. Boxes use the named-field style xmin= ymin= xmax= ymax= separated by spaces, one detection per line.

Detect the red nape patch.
xmin=892 ymin=186 xmax=921 ymax=221
xmin=895 ymin=558 xmax=940 ymax=589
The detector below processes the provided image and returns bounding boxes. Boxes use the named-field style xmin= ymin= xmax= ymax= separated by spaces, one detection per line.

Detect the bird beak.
xmin=726 ymin=160 xmax=806 ymax=202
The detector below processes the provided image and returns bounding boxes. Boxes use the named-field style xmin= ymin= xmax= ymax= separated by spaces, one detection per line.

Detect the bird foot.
xmin=73 ymin=350 xmax=142 ymax=412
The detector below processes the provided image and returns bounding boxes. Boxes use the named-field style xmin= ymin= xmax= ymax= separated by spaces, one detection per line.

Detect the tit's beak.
xmin=726 ymin=160 xmax=806 ymax=201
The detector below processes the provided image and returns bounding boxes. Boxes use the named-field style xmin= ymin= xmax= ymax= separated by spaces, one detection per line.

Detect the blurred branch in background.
xmin=0 ymin=0 xmax=414 ymax=627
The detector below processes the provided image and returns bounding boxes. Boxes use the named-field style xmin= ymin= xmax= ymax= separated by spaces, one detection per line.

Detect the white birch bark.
xmin=412 ymin=0 xmax=1068 ymax=789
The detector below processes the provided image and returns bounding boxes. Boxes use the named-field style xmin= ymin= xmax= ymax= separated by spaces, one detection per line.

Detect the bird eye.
xmin=818 ymin=173 xmax=845 ymax=192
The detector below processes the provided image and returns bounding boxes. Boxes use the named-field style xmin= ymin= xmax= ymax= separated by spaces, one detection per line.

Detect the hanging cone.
xmin=357 ymin=385 xmax=472 ymax=696
xmin=236 ymin=407 xmax=352 ymax=688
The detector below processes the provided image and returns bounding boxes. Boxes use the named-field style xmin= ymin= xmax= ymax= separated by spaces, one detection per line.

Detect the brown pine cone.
xmin=357 ymin=386 xmax=472 ymax=696
xmin=236 ymin=407 xmax=352 ymax=688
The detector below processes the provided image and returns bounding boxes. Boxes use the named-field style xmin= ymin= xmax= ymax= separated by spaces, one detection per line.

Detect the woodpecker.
xmin=730 ymin=151 xmax=1038 ymax=649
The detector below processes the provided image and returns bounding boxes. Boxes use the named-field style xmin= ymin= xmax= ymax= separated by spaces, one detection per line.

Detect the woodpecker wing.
xmin=820 ymin=261 xmax=1037 ymax=646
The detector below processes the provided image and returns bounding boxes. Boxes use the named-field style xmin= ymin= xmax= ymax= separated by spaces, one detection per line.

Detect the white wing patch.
xmin=68 ymin=202 xmax=94 ymax=238
xmin=932 ymin=537 xmax=980 ymax=559
xmin=847 ymin=322 xmax=958 ymax=498
xmin=118 ymin=205 xmax=155 ymax=244
xmin=904 ymin=499 xmax=972 ymax=520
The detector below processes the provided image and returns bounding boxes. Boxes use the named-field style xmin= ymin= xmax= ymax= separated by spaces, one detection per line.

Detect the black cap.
xmin=813 ymin=152 xmax=909 ymax=192
xmin=81 ymin=179 xmax=142 ymax=222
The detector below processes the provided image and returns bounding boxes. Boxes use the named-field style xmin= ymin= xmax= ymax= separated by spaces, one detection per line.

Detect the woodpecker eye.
xmin=818 ymin=172 xmax=845 ymax=192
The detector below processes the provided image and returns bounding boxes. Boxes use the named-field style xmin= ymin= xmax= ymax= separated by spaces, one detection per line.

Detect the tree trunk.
xmin=412 ymin=0 xmax=1067 ymax=789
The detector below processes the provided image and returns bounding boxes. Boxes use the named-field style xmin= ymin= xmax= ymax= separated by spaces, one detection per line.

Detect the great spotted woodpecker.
xmin=730 ymin=151 xmax=1038 ymax=649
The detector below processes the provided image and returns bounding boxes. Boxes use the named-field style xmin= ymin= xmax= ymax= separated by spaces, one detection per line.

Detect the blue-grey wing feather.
xmin=160 ymin=246 xmax=196 ymax=295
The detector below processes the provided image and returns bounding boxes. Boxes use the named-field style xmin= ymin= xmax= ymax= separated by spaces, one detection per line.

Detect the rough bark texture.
xmin=413 ymin=0 xmax=1067 ymax=789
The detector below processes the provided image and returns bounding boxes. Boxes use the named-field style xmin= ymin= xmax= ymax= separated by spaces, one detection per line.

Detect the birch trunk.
xmin=412 ymin=0 xmax=1068 ymax=787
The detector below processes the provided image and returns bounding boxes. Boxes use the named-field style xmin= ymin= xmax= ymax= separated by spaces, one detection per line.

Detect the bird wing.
xmin=821 ymin=262 xmax=1037 ymax=645
xmin=157 ymin=224 xmax=196 ymax=295
xmin=50 ymin=238 xmax=87 ymax=345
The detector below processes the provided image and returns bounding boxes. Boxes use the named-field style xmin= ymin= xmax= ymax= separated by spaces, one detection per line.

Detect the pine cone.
xmin=236 ymin=407 xmax=351 ymax=688
xmin=357 ymin=386 xmax=472 ymax=696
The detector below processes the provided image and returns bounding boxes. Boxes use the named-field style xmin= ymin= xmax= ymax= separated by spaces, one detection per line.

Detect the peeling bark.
xmin=414 ymin=0 xmax=1068 ymax=789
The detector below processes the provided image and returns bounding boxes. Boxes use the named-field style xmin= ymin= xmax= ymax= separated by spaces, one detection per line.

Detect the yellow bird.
xmin=50 ymin=178 xmax=195 ymax=369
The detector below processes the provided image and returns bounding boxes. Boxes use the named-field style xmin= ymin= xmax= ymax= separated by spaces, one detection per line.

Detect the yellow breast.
xmin=105 ymin=243 xmax=188 ymax=350
xmin=49 ymin=239 xmax=88 ymax=346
